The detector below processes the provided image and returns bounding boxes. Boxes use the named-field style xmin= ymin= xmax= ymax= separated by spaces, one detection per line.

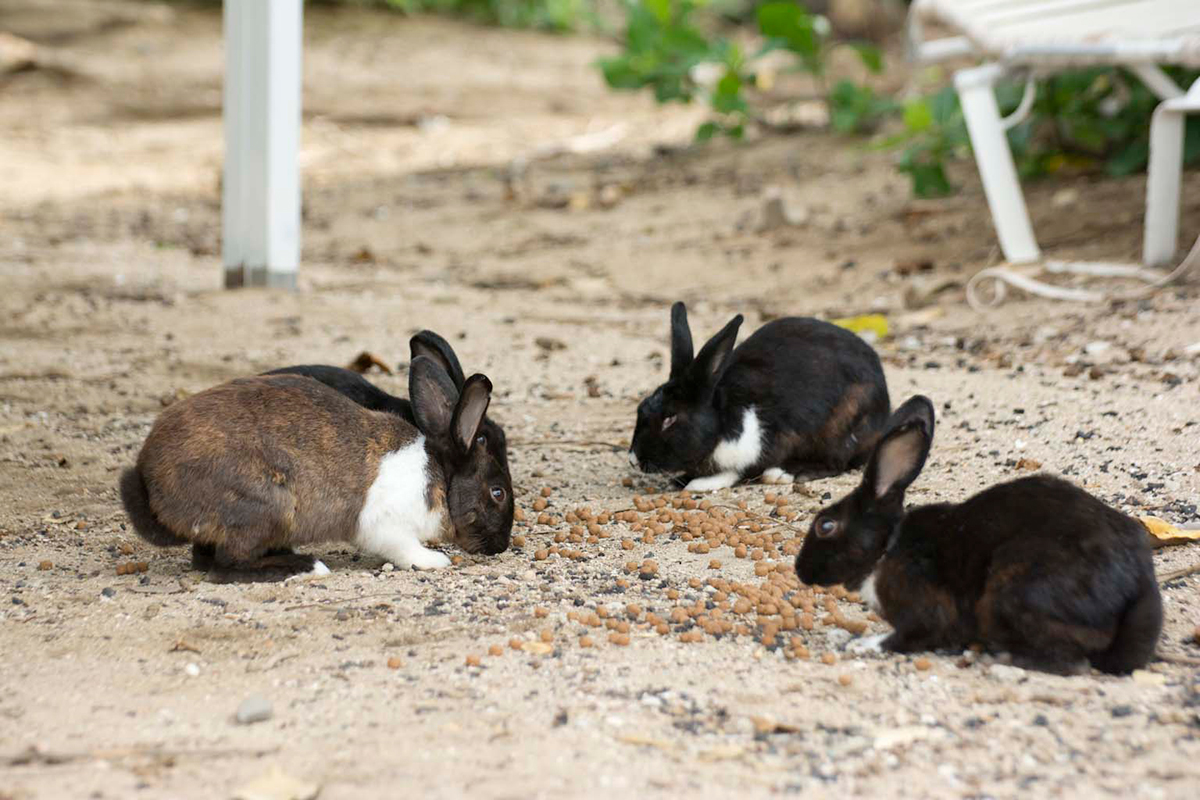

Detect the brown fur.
xmin=134 ymin=374 xmax=419 ymax=562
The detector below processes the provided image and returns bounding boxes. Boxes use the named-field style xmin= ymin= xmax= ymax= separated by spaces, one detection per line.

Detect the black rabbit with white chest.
xmin=628 ymin=302 xmax=890 ymax=491
xmin=795 ymin=395 xmax=1163 ymax=674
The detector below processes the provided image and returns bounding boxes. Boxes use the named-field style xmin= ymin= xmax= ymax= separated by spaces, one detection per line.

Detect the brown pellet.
xmin=465 ymin=655 xmax=481 ymax=667
xmin=914 ymin=657 xmax=933 ymax=671
xmin=609 ymin=633 xmax=631 ymax=646
xmin=821 ymin=652 xmax=837 ymax=666
xmin=540 ymin=487 xmax=553 ymax=498
xmin=626 ymin=604 xmax=642 ymax=618
xmin=534 ymin=549 xmax=549 ymax=561
xmin=837 ymin=674 xmax=853 ymax=687
xmin=387 ymin=657 xmax=403 ymax=669
xmin=621 ymin=539 xmax=634 ymax=550
xmin=488 ymin=645 xmax=504 ymax=657
xmin=509 ymin=638 xmax=524 ymax=651
xmin=708 ymin=559 xmax=722 ymax=569
xmin=512 ymin=535 xmax=526 ymax=547
xmin=534 ymin=607 xmax=549 ymax=618
xmin=540 ymin=629 xmax=554 ymax=643
xmin=579 ymin=635 xmax=594 ymax=648
xmin=532 ymin=498 xmax=547 ymax=512
xmin=37 ymin=560 xmax=52 ymax=571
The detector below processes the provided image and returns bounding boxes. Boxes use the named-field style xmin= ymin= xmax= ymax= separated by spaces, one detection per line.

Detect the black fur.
xmin=266 ymin=330 xmax=507 ymax=471
xmin=630 ymin=302 xmax=890 ymax=485
xmin=795 ymin=395 xmax=1163 ymax=675
xmin=262 ymin=364 xmax=413 ymax=419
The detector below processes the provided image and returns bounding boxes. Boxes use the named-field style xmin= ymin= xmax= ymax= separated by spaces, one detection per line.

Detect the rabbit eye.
xmin=489 ymin=486 xmax=505 ymax=502
xmin=476 ymin=434 xmax=487 ymax=447
xmin=661 ymin=415 xmax=677 ymax=432
xmin=816 ymin=519 xmax=838 ymax=538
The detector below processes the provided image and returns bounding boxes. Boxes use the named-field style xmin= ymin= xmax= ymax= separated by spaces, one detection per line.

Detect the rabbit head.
xmin=629 ymin=302 xmax=743 ymax=475
xmin=409 ymin=356 xmax=513 ymax=555
xmin=795 ymin=396 xmax=935 ymax=588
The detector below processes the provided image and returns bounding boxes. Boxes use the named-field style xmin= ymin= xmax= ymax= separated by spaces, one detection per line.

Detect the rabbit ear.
xmin=689 ymin=314 xmax=743 ymax=387
xmin=451 ymin=374 xmax=492 ymax=453
xmin=410 ymin=330 xmax=466 ymax=389
xmin=669 ymin=302 xmax=694 ymax=380
xmin=409 ymin=356 xmax=459 ymax=440
xmin=863 ymin=396 xmax=935 ymax=501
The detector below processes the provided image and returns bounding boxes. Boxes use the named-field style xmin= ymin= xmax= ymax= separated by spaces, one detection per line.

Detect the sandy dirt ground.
xmin=1 ymin=3 xmax=1199 ymax=798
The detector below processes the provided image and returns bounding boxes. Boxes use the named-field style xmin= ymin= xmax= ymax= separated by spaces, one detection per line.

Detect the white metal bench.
xmin=908 ymin=0 xmax=1200 ymax=306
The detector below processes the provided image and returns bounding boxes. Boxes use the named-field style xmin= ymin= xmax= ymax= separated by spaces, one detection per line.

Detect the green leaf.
xmin=645 ymin=0 xmax=671 ymax=25
xmin=1106 ymin=139 xmax=1149 ymax=176
xmin=902 ymin=161 xmax=953 ymax=198
xmin=756 ymin=1 xmax=819 ymax=62
xmin=848 ymin=42 xmax=883 ymax=74
xmin=695 ymin=121 xmax=720 ymax=142
xmin=902 ymin=99 xmax=933 ymax=132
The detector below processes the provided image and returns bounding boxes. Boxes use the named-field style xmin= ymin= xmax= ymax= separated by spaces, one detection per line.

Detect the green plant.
xmin=599 ymin=0 xmax=884 ymax=141
xmin=887 ymin=68 xmax=1200 ymax=197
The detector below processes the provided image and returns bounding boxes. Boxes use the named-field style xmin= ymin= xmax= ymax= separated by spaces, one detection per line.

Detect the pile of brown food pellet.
xmin=456 ymin=485 xmax=885 ymax=668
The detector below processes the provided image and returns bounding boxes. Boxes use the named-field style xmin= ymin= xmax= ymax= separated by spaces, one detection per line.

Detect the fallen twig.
xmin=1157 ymin=563 xmax=1200 ymax=584
xmin=1155 ymin=652 xmax=1200 ymax=667
xmin=2 ymin=744 xmax=278 ymax=768
xmin=508 ymin=439 xmax=627 ymax=451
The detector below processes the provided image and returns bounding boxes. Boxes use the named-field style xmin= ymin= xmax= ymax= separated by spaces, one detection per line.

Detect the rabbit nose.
xmin=628 ymin=450 xmax=640 ymax=468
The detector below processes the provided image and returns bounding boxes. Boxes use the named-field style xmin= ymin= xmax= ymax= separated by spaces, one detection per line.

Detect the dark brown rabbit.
xmin=795 ymin=396 xmax=1162 ymax=674
xmin=119 ymin=358 xmax=512 ymax=575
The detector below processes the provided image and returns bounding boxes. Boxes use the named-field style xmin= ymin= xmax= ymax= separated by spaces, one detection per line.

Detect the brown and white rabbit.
xmin=794 ymin=395 xmax=1162 ymax=674
xmin=119 ymin=357 xmax=513 ymax=574
xmin=629 ymin=302 xmax=890 ymax=491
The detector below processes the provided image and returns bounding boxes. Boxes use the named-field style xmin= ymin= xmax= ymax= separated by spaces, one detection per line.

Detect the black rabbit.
xmin=628 ymin=302 xmax=890 ymax=491
xmin=795 ymin=396 xmax=1162 ymax=675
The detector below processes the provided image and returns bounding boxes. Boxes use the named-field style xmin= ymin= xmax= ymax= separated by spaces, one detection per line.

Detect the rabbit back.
xmin=880 ymin=475 xmax=1161 ymax=672
xmin=263 ymin=364 xmax=415 ymax=420
xmin=722 ymin=318 xmax=889 ymax=471
xmin=135 ymin=374 xmax=416 ymax=561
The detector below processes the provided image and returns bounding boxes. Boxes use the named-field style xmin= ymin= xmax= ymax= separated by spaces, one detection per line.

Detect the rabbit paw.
xmin=684 ymin=472 xmax=739 ymax=492
xmin=761 ymin=467 xmax=795 ymax=485
xmin=846 ymin=633 xmax=890 ymax=655
xmin=405 ymin=547 xmax=453 ymax=570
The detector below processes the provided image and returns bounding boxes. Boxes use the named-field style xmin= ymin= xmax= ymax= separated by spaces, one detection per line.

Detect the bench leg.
xmin=955 ymin=64 xmax=1041 ymax=265
xmin=222 ymin=0 xmax=303 ymax=289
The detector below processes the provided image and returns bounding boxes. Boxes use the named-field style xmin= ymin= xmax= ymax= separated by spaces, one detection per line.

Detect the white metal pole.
xmin=222 ymin=0 xmax=303 ymax=289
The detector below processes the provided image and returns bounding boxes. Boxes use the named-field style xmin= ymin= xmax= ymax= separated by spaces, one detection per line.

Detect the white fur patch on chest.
xmin=859 ymin=568 xmax=883 ymax=614
xmin=356 ymin=438 xmax=448 ymax=555
xmin=711 ymin=406 xmax=763 ymax=474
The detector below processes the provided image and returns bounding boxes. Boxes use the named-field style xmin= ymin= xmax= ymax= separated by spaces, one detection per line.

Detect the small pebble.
xmin=381 ymin=562 xmax=395 ymax=572
xmin=37 ymin=561 xmax=52 ymax=571
xmin=184 ymin=662 xmax=200 ymax=677
xmin=101 ymin=587 xmax=116 ymax=598
xmin=235 ymin=694 xmax=273 ymax=725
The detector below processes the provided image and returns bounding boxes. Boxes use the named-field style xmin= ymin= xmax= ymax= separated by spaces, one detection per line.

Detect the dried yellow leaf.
xmin=1139 ymin=516 xmax=1200 ymax=548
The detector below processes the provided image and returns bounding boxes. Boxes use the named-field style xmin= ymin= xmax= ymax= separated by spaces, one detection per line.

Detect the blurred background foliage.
xmin=250 ymin=1 xmax=1200 ymax=197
